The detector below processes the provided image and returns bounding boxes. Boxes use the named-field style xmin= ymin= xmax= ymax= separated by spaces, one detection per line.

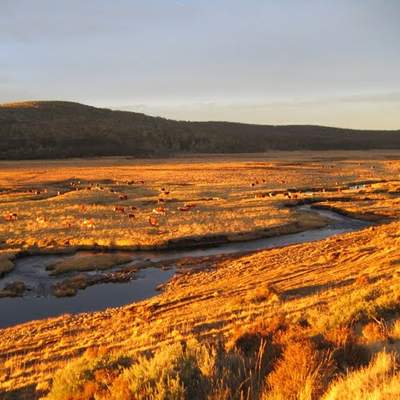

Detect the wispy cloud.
xmin=111 ymin=91 xmax=400 ymax=130
xmin=1 ymin=1 xmax=399 ymax=129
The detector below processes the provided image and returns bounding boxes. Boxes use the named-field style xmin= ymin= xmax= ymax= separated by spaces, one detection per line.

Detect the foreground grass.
xmin=44 ymin=314 xmax=400 ymax=400
xmin=323 ymin=352 xmax=400 ymax=400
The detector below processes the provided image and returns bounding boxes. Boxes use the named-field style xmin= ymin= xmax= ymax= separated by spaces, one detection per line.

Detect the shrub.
xmin=263 ymin=339 xmax=335 ymax=400
xmin=46 ymin=352 xmax=131 ymax=400
xmin=362 ymin=321 xmax=388 ymax=343
xmin=46 ymin=338 xmax=281 ymax=400
xmin=390 ymin=319 xmax=400 ymax=339
xmin=324 ymin=326 xmax=370 ymax=371
xmin=113 ymin=340 xmax=210 ymax=400
xmin=226 ymin=315 xmax=287 ymax=354
xmin=309 ymin=285 xmax=400 ymax=331
xmin=247 ymin=285 xmax=281 ymax=304
xmin=323 ymin=352 xmax=400 ymax=400
xmin=355 ymin=274 xmax=370 ymax=286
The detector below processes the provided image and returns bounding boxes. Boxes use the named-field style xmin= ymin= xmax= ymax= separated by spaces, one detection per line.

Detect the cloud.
xmin=0 ymin=0 xmax=200 ymax=43
xmin=111 ymin=91 xmax=400 ymax=130
xmin=1 ymin=1 xmax=399 ymax=130
xmin=337 ymin=92 xmax=400 ymax=104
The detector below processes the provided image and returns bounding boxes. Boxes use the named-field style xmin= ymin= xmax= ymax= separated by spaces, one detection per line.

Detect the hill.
xmin=1 ymin=100 xmax=400 ymax=159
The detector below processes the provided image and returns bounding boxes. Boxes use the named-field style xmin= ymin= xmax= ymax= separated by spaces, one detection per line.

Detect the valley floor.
xmin=1 ymin=151 xmax=400 ymax=399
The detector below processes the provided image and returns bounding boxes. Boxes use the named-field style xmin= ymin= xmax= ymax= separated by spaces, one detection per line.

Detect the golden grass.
xmin=0 ymin=255 xmax=14 ymax=276
xmin=263 ymin=339 xmax=334 ymax=400
xmin=48 ymin=253 xmax=133 ymax=275
xmin=1 ymin=152 xmax=400 ymax=398
xmin=0 ymin=157 xmax=331 ymax=255
xmin=1 ymin=151 xmax=400 ymax=259
xmin=323 ymin=352 xmax=400 ymax=400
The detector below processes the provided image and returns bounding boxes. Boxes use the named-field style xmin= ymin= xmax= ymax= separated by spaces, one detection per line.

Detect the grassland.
xmin=1 ymin=151 xmax=400 ymax=399
xmin=0 ymin=151 xmax=398 ymax=256
xmin=0 ymin=154 xmax=333 ymax=257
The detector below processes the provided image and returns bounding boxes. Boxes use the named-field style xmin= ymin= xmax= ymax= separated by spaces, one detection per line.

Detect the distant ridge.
xmin=0 ymin=100 xmax=399 ymax=159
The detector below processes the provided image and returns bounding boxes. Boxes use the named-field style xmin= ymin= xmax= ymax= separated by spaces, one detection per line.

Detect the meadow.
xmin=1 ymin=151 xmax=400 ymax=399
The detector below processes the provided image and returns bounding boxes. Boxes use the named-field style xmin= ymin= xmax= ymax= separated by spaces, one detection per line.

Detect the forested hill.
xmin=1 ymin=101 xmax=399 ymax=159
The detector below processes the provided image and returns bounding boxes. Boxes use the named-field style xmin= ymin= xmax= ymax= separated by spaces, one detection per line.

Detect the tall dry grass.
xmin=323 ymin=352 xmax=400 ymax=400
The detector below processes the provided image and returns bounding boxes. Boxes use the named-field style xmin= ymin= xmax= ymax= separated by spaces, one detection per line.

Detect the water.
xmin=0 ymin=206 xmax=371 ymax=328
xmin=0 ymin=268 xmax=174 ymax=328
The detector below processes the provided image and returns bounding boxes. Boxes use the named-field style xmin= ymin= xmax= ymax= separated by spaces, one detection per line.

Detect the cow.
xmin=153 ymin=207 xmax=166 ymax=215
xmin=82 ymin=218 xmax=95 ymax=228
xmin=149 ymin=216 xmax=158 ymax=226
xmin=3 ymin=212 xmax=17 ymax=221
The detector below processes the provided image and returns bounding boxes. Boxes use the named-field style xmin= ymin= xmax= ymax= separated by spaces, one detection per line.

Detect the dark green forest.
xmin=1 ymin=101 xmax=400 ymax=159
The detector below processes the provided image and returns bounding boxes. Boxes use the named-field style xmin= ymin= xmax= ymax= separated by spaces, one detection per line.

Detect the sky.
xmin=1 ymin=0 xmax=399 ymax=129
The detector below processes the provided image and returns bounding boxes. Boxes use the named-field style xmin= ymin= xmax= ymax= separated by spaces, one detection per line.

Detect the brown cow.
xmin=149 ymin=216 xmax=158 ymax=226
xmin=153 ymin=207 xmax=166 ymax=215
xmin=82 ymin=218 xmax=95 ymax=228
xmin=3 ymin=212 xmax=17 ymax=221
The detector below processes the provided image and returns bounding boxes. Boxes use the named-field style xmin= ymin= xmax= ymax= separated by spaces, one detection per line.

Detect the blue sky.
xmin=1 ymin=0 xmax=399 ymax=128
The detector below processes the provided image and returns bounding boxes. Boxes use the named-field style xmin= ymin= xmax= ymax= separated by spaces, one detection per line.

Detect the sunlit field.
xmin=1 ymin=151 xmax=398 ymax=256
xmin=2 ymin=151 xmax=400 ymax=399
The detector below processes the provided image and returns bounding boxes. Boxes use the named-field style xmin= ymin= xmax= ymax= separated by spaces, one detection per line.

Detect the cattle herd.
xmin=1 ymin=178 xmax=371 ymax=229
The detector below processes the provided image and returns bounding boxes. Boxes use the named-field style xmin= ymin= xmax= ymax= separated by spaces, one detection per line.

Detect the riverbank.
xmin=0 ymin=206 xmax=370 ymax=328
xmin=1 ymin=207 xmax=399 ymax=398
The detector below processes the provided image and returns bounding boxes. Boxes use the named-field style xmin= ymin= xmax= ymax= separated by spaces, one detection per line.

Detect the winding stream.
xmin=0 ymin=206 xmax=371 ymax=328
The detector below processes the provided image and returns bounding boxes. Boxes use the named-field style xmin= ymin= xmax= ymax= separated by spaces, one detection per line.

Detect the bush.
xmin=324 ymin=326 xmax=370 ymax=371
xmin=46 ymin=338 xmax=282 ymax=400
xmin=46 ymin=352 xmax=131 ymax=400
xmin=362 ymin=321 xmax=388 ymax=343
xmin=323 ymin=352 xmax=400 ymax=400
xmin=263 ymin=339 xmax=335 ymax=400
xmin=112 ymin=340 xmax=210 ymax=400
